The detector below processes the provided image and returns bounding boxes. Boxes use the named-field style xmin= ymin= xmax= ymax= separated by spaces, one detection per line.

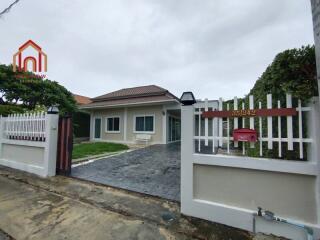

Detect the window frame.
xmin=133 ymin=114 xmax=155 ymax=134
xmin=105 ymin=116 xmax=121 ymax=133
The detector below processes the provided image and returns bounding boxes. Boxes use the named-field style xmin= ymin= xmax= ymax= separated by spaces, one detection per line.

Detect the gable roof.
xmin=81 ymin=85 xmax=179 ymax=109
xmin=92 ymin=85 xmax=169 ymax=101
xmin=73 ymin=94 xmax=92 ymax=105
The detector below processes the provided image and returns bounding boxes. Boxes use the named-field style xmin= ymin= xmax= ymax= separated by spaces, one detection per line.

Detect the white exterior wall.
xmin=0 ymin=114 xmax=59 ymax=177
xmin=194 ymin=165 xmax=317 ymax=223
xmin=181 ymin=102 xmax=320 ymax=240
xmin=89 ymin=103 xmax=180 ymax=144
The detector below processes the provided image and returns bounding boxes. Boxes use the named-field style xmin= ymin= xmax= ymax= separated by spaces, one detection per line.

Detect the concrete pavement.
xmin=0 ymin=167 xmax=284 ymax=240
xmin=0 ymin=174 xmax=189 ymax=240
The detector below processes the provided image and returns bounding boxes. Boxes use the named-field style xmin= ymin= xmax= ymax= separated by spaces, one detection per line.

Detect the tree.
xmin=0 ymin=64 xmax=77 ymax=115
xmin=248 ymin=45 xmax=317 ymax=105
xmin=226 ymin=45 xmax=317 ymax=160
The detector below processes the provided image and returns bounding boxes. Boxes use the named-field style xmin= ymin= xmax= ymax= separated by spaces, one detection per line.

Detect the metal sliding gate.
xmin=56 ymin=115 xmax=73 ymax=175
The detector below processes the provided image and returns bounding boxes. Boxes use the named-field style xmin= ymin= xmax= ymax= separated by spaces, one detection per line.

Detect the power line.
xmin=0 ymin=0 xmax=21 ymax=18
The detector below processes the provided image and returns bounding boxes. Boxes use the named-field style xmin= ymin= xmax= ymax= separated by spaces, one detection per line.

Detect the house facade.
xmin=80 ymin=85 xmax=181 ymax=144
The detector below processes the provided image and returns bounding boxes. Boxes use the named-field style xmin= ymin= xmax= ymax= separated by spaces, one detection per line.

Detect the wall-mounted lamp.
xmin=47 ymin=105 xmax=59 ymax=114
xmin=180 ymin=92 xmax=196 ymax=106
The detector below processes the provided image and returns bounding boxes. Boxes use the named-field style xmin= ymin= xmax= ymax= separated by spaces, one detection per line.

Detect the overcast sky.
xmin=0 ymin=0 xmax=315 ymax=100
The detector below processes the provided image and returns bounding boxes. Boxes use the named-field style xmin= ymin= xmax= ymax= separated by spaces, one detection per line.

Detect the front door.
xmin=94 ymin=118 xmax=102 ymax=139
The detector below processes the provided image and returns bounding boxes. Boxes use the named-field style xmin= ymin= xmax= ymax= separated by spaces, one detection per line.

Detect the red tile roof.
xmin=81 ymin=85 xmax=179 ymax=109
xmin=92 ymin=85 xmax=169 ymax=101
xmin=73 ymin=94 xmax=92 ymax=105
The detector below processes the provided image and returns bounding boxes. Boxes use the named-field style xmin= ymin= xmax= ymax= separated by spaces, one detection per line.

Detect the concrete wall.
xmin=1 ymin=144 xmax=44 ymax=167
xmin=194 ymin=164 xmax=317 ymax=223
xmin=0 ymin=114 xmax=59 ymax=177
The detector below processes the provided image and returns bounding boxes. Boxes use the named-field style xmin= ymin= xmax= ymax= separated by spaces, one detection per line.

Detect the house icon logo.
xmin=13 ymin=40 xmax=47 ymax=73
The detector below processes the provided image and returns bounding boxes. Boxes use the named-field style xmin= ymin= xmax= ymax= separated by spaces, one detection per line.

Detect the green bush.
xmin=0 ymin=104 xmax=25 ymax=116
xmin=73 ymin=111 xmax=90 ymax=138
xmin=225 ymin=45 xmax=317 ymax=161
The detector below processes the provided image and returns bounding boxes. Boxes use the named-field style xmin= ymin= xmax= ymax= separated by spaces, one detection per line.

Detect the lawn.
xmin=72 ymin=142 xmax=129 ymax=160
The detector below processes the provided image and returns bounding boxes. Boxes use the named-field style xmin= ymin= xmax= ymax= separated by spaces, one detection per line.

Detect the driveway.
xmin=71 ymin=143 xmax=181 ymax=201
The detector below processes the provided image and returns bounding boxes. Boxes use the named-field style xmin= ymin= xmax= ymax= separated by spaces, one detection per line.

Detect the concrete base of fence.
xmin=181 ymin=103 xmax=320 ymax=240
xmin=0 ymin=141 xmax=46 ymax=177
xmin=0 ymin=113 xmax=59 ymax=177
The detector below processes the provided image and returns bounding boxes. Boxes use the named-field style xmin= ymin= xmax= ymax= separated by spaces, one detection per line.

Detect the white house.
xmin=80 ymin=85 xmax=182 ymax=144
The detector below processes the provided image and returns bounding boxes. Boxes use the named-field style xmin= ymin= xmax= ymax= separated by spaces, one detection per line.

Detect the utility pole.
xmin=311 ymin=0 xmax=320 ymax=97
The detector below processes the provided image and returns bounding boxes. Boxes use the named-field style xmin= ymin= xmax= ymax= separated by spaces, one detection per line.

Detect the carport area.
xmin=71 ymin=143 xmax=180 ymax=201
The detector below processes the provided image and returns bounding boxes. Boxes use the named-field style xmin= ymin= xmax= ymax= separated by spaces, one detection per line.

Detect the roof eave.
xmin=79 ymin=99 xmax=180 ymax=110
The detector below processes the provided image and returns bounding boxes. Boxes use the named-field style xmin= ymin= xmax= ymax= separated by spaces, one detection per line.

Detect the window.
xmin=135 ymin=115 xmax=154 ymax=133
xmin=106 ymin=117 xmax=120 ymax=132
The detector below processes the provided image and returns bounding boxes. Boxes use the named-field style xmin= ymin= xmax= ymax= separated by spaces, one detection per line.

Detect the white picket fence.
xmin=0 ymin=112 xmax=59 ymax=177
xmin=3 ymin=112 xmax=46 ymax=142
xmin=195 ymin=93 xmax=312 ymax=160
xmin=181 ymin=94 xmax=320 ymax=240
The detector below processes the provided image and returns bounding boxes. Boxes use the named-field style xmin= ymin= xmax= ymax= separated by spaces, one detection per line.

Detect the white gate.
xmin=181 ymin=94 xmax=320 ymax=240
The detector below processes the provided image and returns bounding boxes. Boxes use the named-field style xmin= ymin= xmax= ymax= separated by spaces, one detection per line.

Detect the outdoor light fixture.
xmin=180 ymin=91 xmax=196 ymax=106
xmin=47 ymin=105 xmax=59 ymax=114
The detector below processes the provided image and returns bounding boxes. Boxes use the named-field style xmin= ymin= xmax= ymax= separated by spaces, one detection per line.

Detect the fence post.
xmin=43 ymin=113 xmax=59 ymax=177
xmin=181 ymin=104 xmax=194 ymax=213
xmin=307 ymin=97 xmax=320 ymax=224
xmin=0 ymin=116 xmax=3 ymax=159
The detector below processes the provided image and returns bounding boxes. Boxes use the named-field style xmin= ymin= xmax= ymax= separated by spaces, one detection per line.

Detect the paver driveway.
xmin=71 ymin=143 xmax=181 ymax=201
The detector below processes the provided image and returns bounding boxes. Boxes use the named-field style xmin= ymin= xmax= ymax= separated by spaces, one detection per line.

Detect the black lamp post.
xmin=47 ymin=105 xmax=59 ymax=114
xmin=180 ymin=92 xmax=196 ymax=106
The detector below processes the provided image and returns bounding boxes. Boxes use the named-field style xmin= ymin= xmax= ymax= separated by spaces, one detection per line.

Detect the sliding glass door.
xmin=168 ymin=116 xmax=181 ymax=142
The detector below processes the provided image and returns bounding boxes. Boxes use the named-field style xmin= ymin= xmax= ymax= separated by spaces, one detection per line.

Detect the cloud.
xmin=0 ymin=0 xmax=315 ymax=100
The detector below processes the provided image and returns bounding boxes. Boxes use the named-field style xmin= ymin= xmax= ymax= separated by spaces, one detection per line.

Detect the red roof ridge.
xmin=92 ymin=85 xmax=172 ymax=102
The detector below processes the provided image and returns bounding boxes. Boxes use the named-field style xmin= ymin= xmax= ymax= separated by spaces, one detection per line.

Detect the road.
xmin=0 ymin=167 xmax=282 ymax=240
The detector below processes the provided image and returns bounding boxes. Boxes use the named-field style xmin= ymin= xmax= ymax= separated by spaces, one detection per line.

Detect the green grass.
xmin=72 ymin=142 xmax=129 ymax=160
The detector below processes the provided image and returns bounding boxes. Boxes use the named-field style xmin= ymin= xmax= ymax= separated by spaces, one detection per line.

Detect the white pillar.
xmin=124 ymin=108 xmax=127 ymax=142
xmin=162 ymin=106 xmax=167 ymax=144
xmin=181 ymin=105 xmax=194 ymax=212
xmin=308 ymin=97 xmax=320 ymax=225
xmin=90 ymin=112 xmax=94 ymax=141
xmin=310 ymin=1 xmax=320 ymax=226
xmin=43 ymin=113 xmax=59 ymax=177
xmin=0 ymin=116 xmax=4 ymax=159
